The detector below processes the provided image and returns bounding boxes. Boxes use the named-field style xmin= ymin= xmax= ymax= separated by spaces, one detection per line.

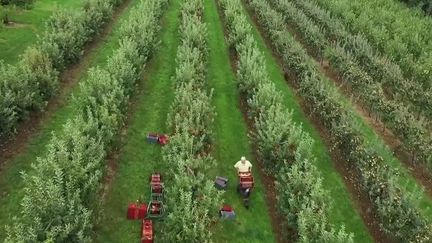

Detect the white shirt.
xmin=234 ymin=160 xmax=252 ymax=172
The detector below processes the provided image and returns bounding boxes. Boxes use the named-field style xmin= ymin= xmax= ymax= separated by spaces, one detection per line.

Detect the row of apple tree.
xmin=161 ymin=0 xmax=223 ymax=241
xmin=5 ymin=0 xmax=168 ymax=241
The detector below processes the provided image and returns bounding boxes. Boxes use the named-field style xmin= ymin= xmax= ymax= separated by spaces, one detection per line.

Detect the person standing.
xmin=234 ymin=156 xmax=252 ymax=173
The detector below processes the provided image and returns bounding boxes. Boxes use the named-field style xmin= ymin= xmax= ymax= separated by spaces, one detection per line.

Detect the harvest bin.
xmin=141 ymin=220 xmax=153 ymax=243
xmin=127 ymin=203 xmax=148 ymax=220
xmin=138 ymin=204 xmax=148 ymax=219
xmin=127 ymin=203 xmax=139 ymax=220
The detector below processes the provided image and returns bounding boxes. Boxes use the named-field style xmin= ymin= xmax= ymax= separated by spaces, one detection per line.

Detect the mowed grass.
xmin=93 ymin=1 xmax=180 ymax=242
xmin=0 ymin=0 xmax=83 ymax=64
xmin=204 ymin=0 xmax=276 ymax=242
xmin=0 ymin=0 xmax=138 ymax=240
xmin=234 ymin=1 xmax=374 ymax=242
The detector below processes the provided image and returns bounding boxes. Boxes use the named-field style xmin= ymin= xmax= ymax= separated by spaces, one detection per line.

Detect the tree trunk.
xmin=3 ymin=13 xmax=9 ymax=24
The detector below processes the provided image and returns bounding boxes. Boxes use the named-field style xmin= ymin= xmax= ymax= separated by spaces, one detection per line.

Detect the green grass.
xmin=234 ymin=1 xmax=374 ymax=242
xmin=93 ymin=1 xmax=180 ymax=242
xmin=204 ymin=1 xmax=276 ymax=242
xmin=0 ymin=0 xmax=83 ymax=64
xmin=0 ymin=0 xmax=137 ymax=240
xmin=242 ymin=0 xmax=432 ymax=230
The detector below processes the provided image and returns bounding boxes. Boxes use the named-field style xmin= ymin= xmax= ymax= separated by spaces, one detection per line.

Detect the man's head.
xmin=241 ymin=156 xmax=246 ymax=164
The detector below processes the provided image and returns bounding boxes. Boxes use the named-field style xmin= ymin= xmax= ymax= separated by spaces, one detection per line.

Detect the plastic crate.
xmin=127 ymin=203 xmax=139 ymax=220
xmin=141 ymin=220 xmax=153 ymax=243
xmin=214 ymin=176 xmax=228 ymax=190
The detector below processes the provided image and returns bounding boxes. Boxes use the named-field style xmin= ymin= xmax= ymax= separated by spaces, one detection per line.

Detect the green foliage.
xmin=161 ymin=0 xmax=223 ymax=241
xmin=0 ymin=0 xmax=122 ymax=137
xmin=0 ymin=4 xmax=14 ymax=24
xmin=246 ymin=0 xmax=432 ymax=241
xmin=19 ymin=46 xmax=59 ymax=102
xmin=5 ymin=0 xmax=168 ymax=241
xmin=1 ymin=0 xmax=34 ymax=9
xmin=82 ymin=0 xmax=113 ymax=38
xmin=273 ymin=0 xmax=432 ymax=170
xmin=311 ymin=0 xmax=432 ymax=115
xmin=220 ymin=0 xmax=353 ymax=241
xmin=0 ymin=61 xmax=34 ymax=134
xmin=40 ymin=9 xmax=87 ymax=70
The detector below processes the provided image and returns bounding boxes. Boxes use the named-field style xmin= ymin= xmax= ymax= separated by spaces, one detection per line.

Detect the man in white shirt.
xmin=234 ymin=156 xmax=252 ymax=173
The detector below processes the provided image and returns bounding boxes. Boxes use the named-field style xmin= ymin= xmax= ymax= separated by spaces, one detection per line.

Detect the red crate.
xmin=158 ymin=134 xmax=169 ymax=145
xmin=141 ymin=220 xmax=153 ymax=243
xmin=127 ymin=203 xmax=139 ymax=220
xmin=150 ymin=173 xmax=162 ymax=183
xmin=138 ymin=204 xmax=148 ymax=219
xmin=221 ymin=204 xmax=233 ymax=212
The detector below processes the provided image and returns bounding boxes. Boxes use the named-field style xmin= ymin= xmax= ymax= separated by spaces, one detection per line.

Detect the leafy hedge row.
xmin=246 ymin=0 xmax=432 ymax=241
xmin=161 ymin=0 xmax=222 ymax=241
xmin=311 ymin=0 xmax=432 ymax=111
xmin=0 ymin=0 xmax=123 ymax=137
xmin=270 ymin=0 xmax=432 ymax=170
xmin=219 ymin=0 xmax=353 ymax=241
xmin=5 ymin=0 xmax=167 ymax=241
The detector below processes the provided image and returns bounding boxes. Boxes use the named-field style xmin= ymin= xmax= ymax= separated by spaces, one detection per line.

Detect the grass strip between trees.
xmin=204 ymin=0 xmax=277 ymax=242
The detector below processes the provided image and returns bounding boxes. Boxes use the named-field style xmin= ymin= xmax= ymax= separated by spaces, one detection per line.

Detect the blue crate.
xmin=214 ymin=176 xmax=228 ymax=190
xmin=220 ymin=210 xmax=235 ymax=220
xmin=147 ymin=134 xmax=159 ymax=143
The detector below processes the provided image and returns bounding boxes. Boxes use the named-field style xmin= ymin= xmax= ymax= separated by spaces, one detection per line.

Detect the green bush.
xmin=40 ymin=9 xmax=87 ymax=70
xmin=0 ymin=61 xmax=34 ymax=136
xmin=19 ymin=46 xmax=59 ymax=103
xmin=82 ymin=0 xmax=113 ymax=37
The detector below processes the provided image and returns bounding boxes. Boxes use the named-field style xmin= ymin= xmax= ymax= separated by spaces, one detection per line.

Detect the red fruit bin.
xmin=158 ymin=134 xmax=169 ymax=145
xmin=127 ymin=203 xmax=139 ymax=220
xmin=141 ymin=220 xmax=153 ymax=243
xmin=138 ymin=203 xmax=148 ymax=219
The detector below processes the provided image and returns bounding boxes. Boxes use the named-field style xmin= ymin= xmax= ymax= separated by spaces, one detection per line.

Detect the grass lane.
xmin=93 ymin=0 xmax=180 ymax=241
xmin=0 ymin=0 xmax=83 ymax=64
xmin=0 ymin=0 xmax=138 ymax=240
xmin=204 ymin=0 xmax=276 ymax=242
xmin=234 ymin=1 xmax=373 ymax=242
